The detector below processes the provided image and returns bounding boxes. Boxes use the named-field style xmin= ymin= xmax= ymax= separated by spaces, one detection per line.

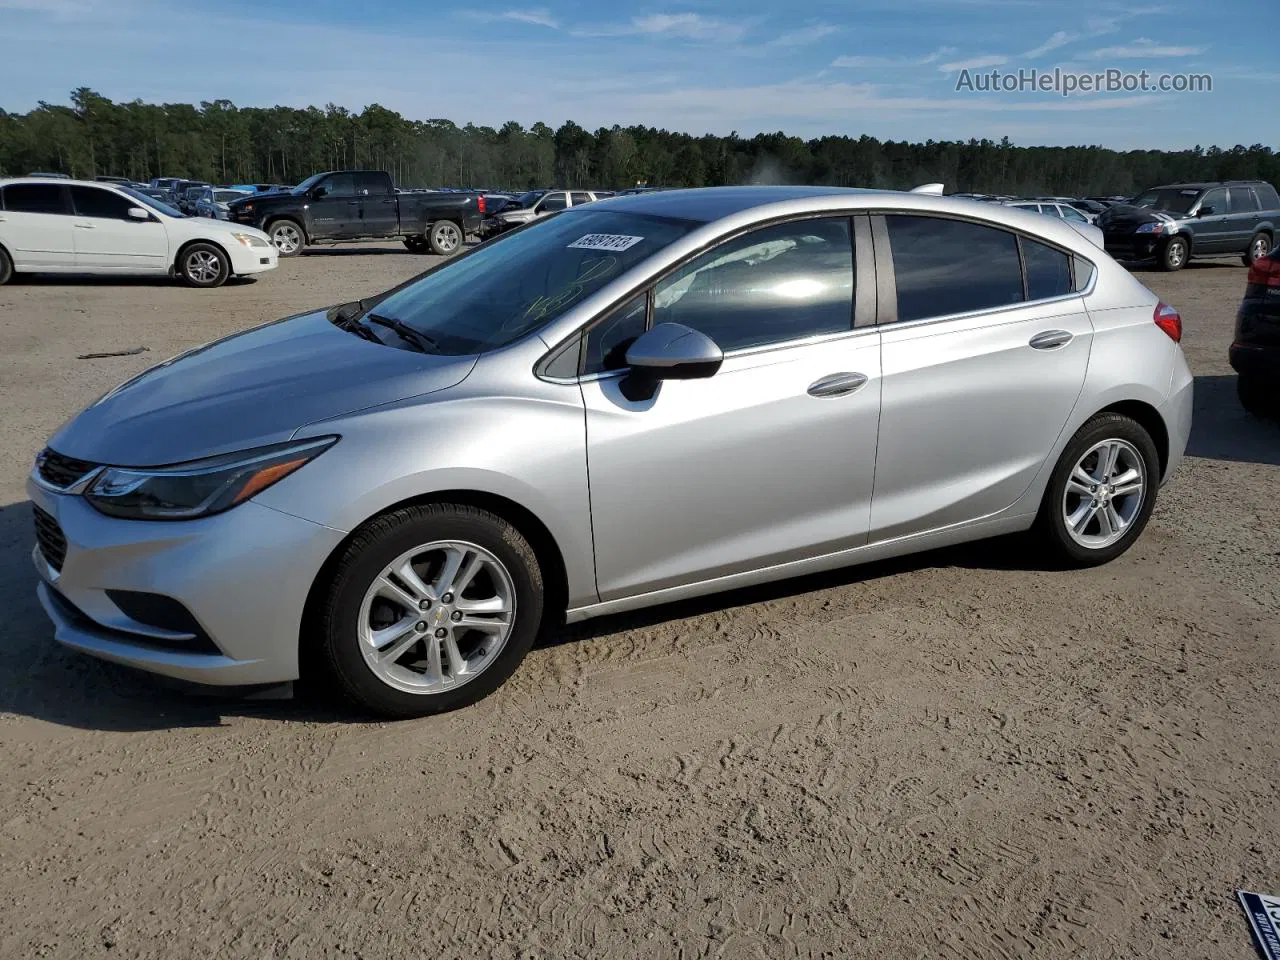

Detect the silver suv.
xmin=30 ymin=187 xmax=1193 ymax=718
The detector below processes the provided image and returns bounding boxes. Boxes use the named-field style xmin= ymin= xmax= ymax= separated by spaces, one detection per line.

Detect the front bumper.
xmin=226 ymin=240 xmax=278 ymax=276
xmin=1103 ymin=234 xmax=1162 ymax=262
xmin=27 ymin=477 xmax=345 ymax=686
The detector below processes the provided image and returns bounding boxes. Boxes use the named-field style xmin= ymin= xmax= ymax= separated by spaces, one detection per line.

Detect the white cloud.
xmin=918 ymin=46 xmax=958 ymax=65
xmin=1089 ymin=37 xmax=1205 ymax=59
xmin=768 ymin=23 xmax=839 ymax=47
xmin=1023 ymin=31 xmax=1076 ymax=59
xmin=467 ymin=8 xmax=559 ymax=29
xmin=938 ymin=54 xmax=1009 ymax=72
xmin=832 ymin=46 xmax=954 ymax=68
xmin=576 ymin=13 xmax=746 ymax=42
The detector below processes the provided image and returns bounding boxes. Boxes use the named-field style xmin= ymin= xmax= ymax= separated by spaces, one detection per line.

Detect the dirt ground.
xmin=0 ymin=245 xmax=1277 ymax=960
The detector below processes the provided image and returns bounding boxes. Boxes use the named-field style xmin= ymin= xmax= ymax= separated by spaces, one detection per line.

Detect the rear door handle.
xmin=74 ymin=222 xmax=95 ymax=229
xmin=807 ymin=372 xmax=869 ymax=398
xmin=1030 ymin=330 xmax=1072 ymax=350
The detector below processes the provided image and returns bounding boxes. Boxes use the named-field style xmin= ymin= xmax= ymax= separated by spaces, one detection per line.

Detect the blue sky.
xmin=0 ymin=0 xmax=1271 ymax=150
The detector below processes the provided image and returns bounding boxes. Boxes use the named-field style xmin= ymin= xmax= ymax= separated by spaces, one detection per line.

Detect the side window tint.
xmin=570 ymin=192 xmax=592 ymax=206
xmin=356 ymin=173 xmax=390 ymax=196
xmin=652 ymin=218 xmax=854 ymax=351
xmin=542 ymin=334 xmax=582 ymax=379
xmin=583 ymin=293 xmax=647 ymax=374
xmin=70 ymin=186 xmax=135 ymax=220
xmin=3 ymin=183 xmax=67 ymax=214
xmin=324 ymin=174 xmax=356 ymax=198
xmin=1256 ymin=184 xmax=1280 ymax=210
xmin=1022 ymin=238 xmax=1073 ymax=300
xmin=1198 ymin=188 xmax=1226 ymax=214
xmin=1073 ymin=257 xmax=1095 ymax=292
xmin=1227 ymin=187 xmax=1261 ymax=213
xmin=1061 ymin=206 xmax=1088 ymax=222
xmin=540 ymin=193 xmax=567 ymax=212
xmin=885 ymin=215 xmax=1023 ymax=322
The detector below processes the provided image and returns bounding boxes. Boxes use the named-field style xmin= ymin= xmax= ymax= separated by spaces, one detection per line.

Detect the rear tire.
xmin=1034 ymin=413 xmax=1160 ymax=567
xmin=0 ymin=246 xmax=12 ymax=285
xmin=428 ymin=219 xmax=463 ymax=256
xmin=267 ymin=219 xmax=305 ymax=257
xmin=1238 ymin=376 xmax=1276 ymax=419
xmin=177 ymin=242 xmax=230 ymax=288
xmin=1244 ymin=231 xmax=1272 ymax=266
xmin=1160 ymin=236 xmax=1188 ymax=272
xmin=312 ymin=504 xmax=544 ymax=719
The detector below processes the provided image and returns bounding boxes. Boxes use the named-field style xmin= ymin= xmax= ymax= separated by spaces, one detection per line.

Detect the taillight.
xmin=1246 ymin=253 xmax=1280 ymax=287
xmin=1154 ymin=301 xmax=1182 ymax=343
xmin=477 ymin=194 xmax=486 ymax=215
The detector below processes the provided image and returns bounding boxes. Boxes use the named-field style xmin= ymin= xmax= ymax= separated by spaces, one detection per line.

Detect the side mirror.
xmin=1197 ymin=205 xmax=1216 ymax=217
xmin=127 ymin=207 xmax=150 ymax=221
xmin=625 ymin=322 xmax=723 ymax=380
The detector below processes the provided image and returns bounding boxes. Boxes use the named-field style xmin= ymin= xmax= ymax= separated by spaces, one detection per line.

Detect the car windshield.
xmin=214 ymin=190 xmax=246 ymax=202
xmin=121 ymin=186 xmax=184 ymax=218
xmin=1132 ymin=188 xmax=1200 ymax=215
xmin=366 ymin=210 xmax=697 ymax=355
xmin=292 ymin=172 xmax=328 ymax=195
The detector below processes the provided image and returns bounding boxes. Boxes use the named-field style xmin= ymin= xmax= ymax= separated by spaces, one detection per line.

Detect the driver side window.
xmin=321 ymin=174 xmax=356 ymax=198
xmin=1197 ymin=188 xmax=1226 ymax=215
xmin=539 ymin=193 xmax=567 ymax=213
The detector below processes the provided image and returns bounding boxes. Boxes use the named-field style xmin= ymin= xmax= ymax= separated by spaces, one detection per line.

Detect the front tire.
xmin=1160 ymin=236 xmax=1188 ymax=271
xmin=177 ymin=242 xmax=230 ymax=288
xmin=428 ymin=219 xmax=463 ymax=256
xmin=1238 ymin=376 xmax=1276 ymax=419
xmin=312 ymin=504 xmax=544 ymax=719
xmin=267 ymin=219 xmax=305 ymax=257
xmin=1035 ymin=413 xmax=1160 ymax=567
xmin=0 ymin=246 xmax=12 ymax=285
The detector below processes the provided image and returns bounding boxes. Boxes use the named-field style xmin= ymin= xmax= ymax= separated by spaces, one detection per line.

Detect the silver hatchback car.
xmin=30 ymin=187 xmax=1193 ymax=718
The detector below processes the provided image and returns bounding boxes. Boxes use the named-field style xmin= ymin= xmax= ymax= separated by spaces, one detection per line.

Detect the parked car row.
xmin=479 ymin=188 xmax=615 ymax=238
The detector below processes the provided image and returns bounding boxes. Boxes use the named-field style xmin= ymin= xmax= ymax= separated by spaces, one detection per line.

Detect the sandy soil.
xmin=0 ymin=246 xmax=1277 ymax=959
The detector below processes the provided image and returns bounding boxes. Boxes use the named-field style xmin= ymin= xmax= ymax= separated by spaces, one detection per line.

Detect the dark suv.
xmin=1231 ymin=246 xmax=1280 ymax=418
xmin=1098 ymin=180 xmax=1279 ymax=271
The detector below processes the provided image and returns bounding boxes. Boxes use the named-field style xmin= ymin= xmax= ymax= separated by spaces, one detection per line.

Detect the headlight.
xmin=85 ymin=437 xmax=336 ymax=520
xmin=232 ymin=232 xmax=271 ymax=248
xmin=1135 ymin=222 xmax=1165 ymax=234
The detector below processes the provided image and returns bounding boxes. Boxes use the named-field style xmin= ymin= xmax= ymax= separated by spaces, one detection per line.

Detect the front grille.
xmin=33 ymin=505 xmax=67 ymax=572
xmin=37 ymin=448 xmax=97 ymax=489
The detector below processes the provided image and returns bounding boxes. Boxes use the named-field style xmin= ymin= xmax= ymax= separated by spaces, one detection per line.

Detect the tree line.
xmin=2 ymin=88 xmax=1277 ymax=197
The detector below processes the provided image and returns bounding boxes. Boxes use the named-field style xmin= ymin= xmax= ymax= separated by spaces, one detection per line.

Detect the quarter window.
xmin=583 ymin=293 xmax=647 ymax=374
xmin=70 ymin=186 xmax=136 ymax=220
xmin=652 ymin=218 xmax=854 ymax=351
xmin=1022 ymin=238 xmax=1073 ymax=300
xmin=885 ymin=215 xmax=1024 ymax=322
xmin=3 ymin=183 xmax=67 ymax=214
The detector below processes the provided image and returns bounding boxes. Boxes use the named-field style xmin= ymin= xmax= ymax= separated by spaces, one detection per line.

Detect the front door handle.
xmin=1030 ymin=330 xmax=1072 ymax=350
xmin=74 ymin=222 xmax=95 ymax=229
xmin=808 ymin=372 xmax=869 ymax=398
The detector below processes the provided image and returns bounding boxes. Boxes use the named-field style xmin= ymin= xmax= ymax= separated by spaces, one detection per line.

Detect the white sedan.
xmin=0 ymin=178 xmax=278 ymax=288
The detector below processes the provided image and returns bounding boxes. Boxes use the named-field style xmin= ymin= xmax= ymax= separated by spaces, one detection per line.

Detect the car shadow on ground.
xmin=1188 ymin=374 xmax=1280 ymax=467
xmin=11 ymin=274 xmax=258 ymax=287
xmin=1125 ymin=259 xmax=1246 ymax=273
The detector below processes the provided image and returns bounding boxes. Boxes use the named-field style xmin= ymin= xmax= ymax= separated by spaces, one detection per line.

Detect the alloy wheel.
xmin=1061 ymin=439 xmax=1146 ymax=549
xmin=433 ymin=223 xmax=461 ymax=253
xmin=271 ymin=223 xmax=301 ymax=254
xmin=185 ymin=249 xmax=221 ymax=284
xmin=356 ymin=540 xmax=516 ymax=695
xmin=1253 ymin=236 xmax=1270 ymax=261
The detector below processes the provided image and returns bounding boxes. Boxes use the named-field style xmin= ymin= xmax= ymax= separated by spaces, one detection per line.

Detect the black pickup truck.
xmin=226 ymin=170 xmax=484 ymax=256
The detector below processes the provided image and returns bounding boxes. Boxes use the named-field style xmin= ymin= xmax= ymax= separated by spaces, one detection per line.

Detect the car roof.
xmin=596 ymin=185 xmax=885 ymax=222
xmin=0 ymin=176 xmax=134 ymax=189
xmin=1146 ymin=181 xmax=1266 ymax=191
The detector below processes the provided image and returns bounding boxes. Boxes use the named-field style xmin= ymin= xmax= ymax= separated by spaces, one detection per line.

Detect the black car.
xmin=226 ymin=169 xmax=483 ymax=256
xmin=1098 ymin=180 xmax=1280 ymax=271
xmin=1231 ymin=247 xmax=1280 ymax=418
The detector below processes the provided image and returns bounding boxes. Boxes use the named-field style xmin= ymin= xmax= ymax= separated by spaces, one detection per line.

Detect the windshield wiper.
xmin=364 ymin=313 xmax=440 ymax=354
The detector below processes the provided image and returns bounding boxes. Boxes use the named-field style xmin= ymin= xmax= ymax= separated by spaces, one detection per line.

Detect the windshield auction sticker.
xmin=1239 ymin=891 xmax=1280 ymax=959
xmin=568 ymin=234 xmax=643 ymax=252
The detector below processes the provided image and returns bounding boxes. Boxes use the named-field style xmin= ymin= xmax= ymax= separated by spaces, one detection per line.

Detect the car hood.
xmin=49 ymin=309 xmax=477 ymax=466
xmin=1097 ymin=204 xmax=1176 ymax=230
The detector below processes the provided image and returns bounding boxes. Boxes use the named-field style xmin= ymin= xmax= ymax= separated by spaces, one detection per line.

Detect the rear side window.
xmin=1227 ymin=187 xmax=1261 ymax=213
xmin=70 ymin=186 xmax=136 ymax=220
xmin=356 ymin=172 xmax=391 ymax=196
xmin=885 ymin=215 xmax=1024 ymax=322
xmin=3 ymin=183 xmax=67 ymax=214
xmin=1022 ymin=238 xmax=1072 ymax=300
xmin=653 ymin=217 xmax=855 ymax=352
xmin=570 ymin=192 xmax=592 ymax=206
xmin=540 ymin=193 xmax=568 ymax=212
xmin=1060 ymin=206 xmax=1089 ymax=223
